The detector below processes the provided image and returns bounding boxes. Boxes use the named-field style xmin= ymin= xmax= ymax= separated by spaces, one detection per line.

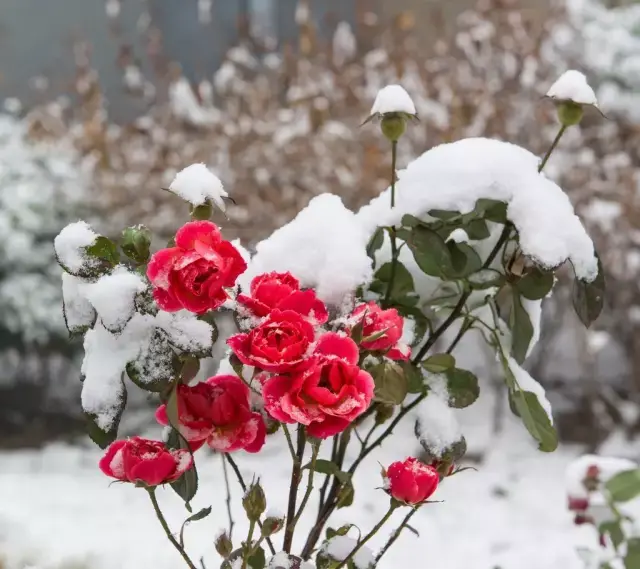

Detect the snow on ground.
xmin=0 ymin=399 xmax=611 ymax=569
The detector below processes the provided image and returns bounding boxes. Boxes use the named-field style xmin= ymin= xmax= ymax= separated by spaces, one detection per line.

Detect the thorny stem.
xmin=283 ymin=425 xmax=307 ymax=553
xmin=318 ymin=435 xmax=339 ymax=513
xmin=375 ymin=507 xmax=419 ymax=563
xmin=334 ymin=504 xmax=398 ymax=569
xmin=147 ymin=488 xmax=198 ymax=569
xmin=293 ymin=441 xmax=320 ymax=525
xmin=282 ymin=424 xmax=297 ymax=460
xmin=241 ymin=520 xmax=256 ymax=569
xmin=225 ymin=455 xmax=276 ymax=555
xmin=221 ymin=453 xmax=234 ymax=540
xmin=383 ymin=140 xmax=399 ymax=307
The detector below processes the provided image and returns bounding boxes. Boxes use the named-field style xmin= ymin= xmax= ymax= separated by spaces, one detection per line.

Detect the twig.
xmin=241 ymin=520 xmax=256 ymax=569
xmin=221 ymin=453 xmax=234 ymax=540
xmin=147 ymin=488 xmax=198 ymax=569
xmin=283 ymin=425 xmax=307 ymax=552
xmin=293 ymin=441 xmax=320 ymax=524
xmin=383 ymin=140 xmax=399 ymax=308
xmin=282 ymin=424 xmax=297 ymax=460
xmin=375 ymin=507 xmax=419 ymax=563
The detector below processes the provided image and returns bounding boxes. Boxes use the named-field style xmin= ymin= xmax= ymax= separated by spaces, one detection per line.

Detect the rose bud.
xmin=147 ymin=220 xmax=246 ymax=314
xmin=384 ymin=457 xmax=439 ymax=505
xmin=243 ymin=480 xmax=267 ymax=522
xmin=348 ymin=302 xmax=410 ymax=361
xmin=261 ymin=512 xmax=285 ymax=537
xmin=215 ymin=531 xmax=233 ymax=558
xmin=568 ymin=496 xmax=589 ymax=512
xmin=99 ymin=437 xmax=192 ymax=487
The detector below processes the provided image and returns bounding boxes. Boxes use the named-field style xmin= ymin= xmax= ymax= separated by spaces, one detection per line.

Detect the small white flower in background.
xmin=168 ymin=163 xmax=229 ymax=212
xmin=370 ymin=84 xmax=417 ymax=117
xmin=546 ymin=70 xmax=598 ymax=107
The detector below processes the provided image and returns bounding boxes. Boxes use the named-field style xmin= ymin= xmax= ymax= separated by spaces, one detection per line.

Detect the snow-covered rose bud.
xmin=546 ymin=70 xmax=599 ymax=127
xmin=365 ymin=84 xmax=417 ymax=142
xmin=168 ymin=163 xmax=229 ymax=212
xmin=384 ymin=457 xmax=439 ymax=505
xmin=262 ymin=513 xmax=285 ymax=536
xmin=215 ymin=531 xmax=233 ymax=558
xmin=243 ymin=480 xmax=267 ymax=522
xmin=190 ymin=202 xmax=213 ymax=221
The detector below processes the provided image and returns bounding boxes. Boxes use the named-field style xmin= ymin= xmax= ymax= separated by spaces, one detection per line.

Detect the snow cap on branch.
xmin=168 ymin=163 xmax=229 ymax=211
xmin=370 ymin=84 xmax=417 ymax=116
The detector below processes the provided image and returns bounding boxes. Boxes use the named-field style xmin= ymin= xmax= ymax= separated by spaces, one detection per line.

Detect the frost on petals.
xmin=546 ymin=70 xmax=598 ymax=107
xmin=262 ymin=333 xmax=375 ymax=438
xmin=370 ymin=84 xmax=416 ymax=116
xmin=169 ymin=163 xmax=229 ymax=211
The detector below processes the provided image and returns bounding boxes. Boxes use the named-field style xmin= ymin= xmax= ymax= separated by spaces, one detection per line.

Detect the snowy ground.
xmin=0 ymin=399 xmax=600 ymax=569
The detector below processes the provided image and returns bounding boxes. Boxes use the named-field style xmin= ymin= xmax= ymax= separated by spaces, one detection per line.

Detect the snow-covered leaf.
xmin=445 ymin=368 xmax=479 ymax=409
xmin=517 ymin=268 xmax=554 ymax=300
xmin=125 ymin=329 xmax=177 ymax=392
xmin=509 ymin=290 xmax=534 ymax=364
xmin=85 ymin=376 xmax=127 ymax=449
xmin=85 ymin=236 xmax=120 ymax=268
xmin=62 ymin=273 xmax=96 ymax=337
xmin=511 ymin=390 xmax=557 ymax=452
xmin=573 ymin=253 xmax=605 ymax=328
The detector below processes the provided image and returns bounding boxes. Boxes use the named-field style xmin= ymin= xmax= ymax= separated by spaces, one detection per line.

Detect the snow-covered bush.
xmin=53 ymin=73 xmax=604 ymax=568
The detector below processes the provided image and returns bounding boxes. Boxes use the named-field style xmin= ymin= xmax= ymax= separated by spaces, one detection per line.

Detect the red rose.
xmin=349 ymin=302 xmax=410 ymax=361
xmin=385 ymin=457 xmax=439 ymax=505
xmin=99 ymin=437 xmax=192 ymax=487
xmin=568 ymin=496 xmax=589 ymax=512
xmin=155 ymin=375 xmax=265 ymax=453
xmin=262 ymin=333 xmax=374 ymax=438
xmin=227 ymin=310 xmax=315 ymax=373
xmin=147 ymin=221 xmax=246 ymax=314
xmin=237 ymin=271 xmax=328 ymax=324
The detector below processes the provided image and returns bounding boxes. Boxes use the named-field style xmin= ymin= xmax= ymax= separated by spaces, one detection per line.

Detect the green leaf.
xmin=121 ymin=225 xmax=151 ymax=264
xmin=573 ymin=253 xmax=605 ymax=328
xmin=422 ymin=353 xmax=456 ymax=373
xmin=370 ymin=361 xmax=409 ymax=405
xmin=406 ymin=226 xmax=452 ymax=278
xmin=445 ymin=368 xmax=479 ymax=408
xmin=167 ymin=428 xmax=198 ymax=510
xmin=626 ymin=538 xmax=640 ymax=569
xmin=468 ymin=269 xmax=505 ymax=290
xmin=366 ymin=227 xmax=384 ymax=260
xmin=326 ymin=524 xmax=357 ymax=540
xmin=247 ymin=546 xmax=266 ymax=569
xmin=180 ymin=355 xmax=201 ymax=383
xmin=399 ymin=361 xmax=426 ymax=394
xmin=126 ymin=330 xmax=178 ymax=392
xmin=464 ymin=219 xmax=491 ymax=241
xmin=474 ymin=199 xmax=508 ymax=224
xmin=606 ymin=470 xmax=640 ymax=503
xmin=85 ymin=376 xmax=127 ymax=449
xmin=447 ymin=242 xmax=483 ymax=279
xmin=373 ymin=262 xmax=415 ymax=299
xmin=599 ymin=520 xmax=624 ymax=550
xmin=517 ymin=268 xmax=554 ymax=300
xmin=509 ymin=290 xmax=534 ymax=364
xmin=401 ymin=214 xmax=423 ymax=228
xmin=302 ymin=459 xmax=351 ymax=484
xmin=179 ymin=506 xmax=212 ymax=547
xmin=511 ymin=389 xmax=557 ymax=452
xmin=85 ymin=236 xmax=120 ymax=266
xmin=428 ymin=209 xmax=461 ymax=221
xmin=336 ymin=479 xmax=355 ymax=509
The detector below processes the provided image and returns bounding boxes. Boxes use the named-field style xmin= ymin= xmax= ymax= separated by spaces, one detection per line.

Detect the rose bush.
xmin=384 ymin=457 xmax=440 ymax=505
xmin=99 ymin=437 xmax=192 ymax=486
xmin=262 ymin=333 xmax=375 ymax=438
xmin=155 ymin=374 xmax=266 ymax=453
xmin=147 ymin=220 xmax=246 ymax=313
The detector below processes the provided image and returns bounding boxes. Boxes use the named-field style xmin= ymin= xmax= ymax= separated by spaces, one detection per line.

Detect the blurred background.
xmin=1 ymin=0 xmax=639 ymax=568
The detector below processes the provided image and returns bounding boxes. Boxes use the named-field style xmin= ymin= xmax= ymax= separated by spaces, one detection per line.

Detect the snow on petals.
xmin=370 ymin=84 xmax=417 ymax=116
xmin=54 ymin=221 xmax=98 ymax=273
xmin=547 ymin=70 xmax=598 ymax=107
xmin=357 ymin=138 xmax=598 ymax=282
xmin=168 ymin=163 xmax=229 ymax=211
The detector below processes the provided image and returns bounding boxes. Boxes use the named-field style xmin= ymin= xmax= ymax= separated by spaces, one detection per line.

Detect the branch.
xmin=221 ymin=453 xmax=234 ymax=540
xmin=283 ymin=425 xmax=307 ymax=552
xmin=375 ymin=507 xmax=419 ymax=563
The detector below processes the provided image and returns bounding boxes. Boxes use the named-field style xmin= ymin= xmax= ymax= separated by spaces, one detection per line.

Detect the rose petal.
xmin=315 ymin=333 xmax=359 ymax=365
xmin=147 ymin=248 xmax=181 ymax=288
xmin=99 ymin=440 xmax=127 ymax=479
xmin=307 ymin=416 xmax=351 ymax=439
xmin=175 ymin=220 xmax=221 ymax=250
xmin=129 ymin=452 xmax=178 ymax=486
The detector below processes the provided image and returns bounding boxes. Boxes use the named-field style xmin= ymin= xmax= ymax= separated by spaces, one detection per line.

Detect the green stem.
xmin=221 ymin=453 xmax=234 ymax=540
xmin=241 ymin=520 xmax=256 ymax=569
xmin=334 ymin=504 xmax=398 ymax=569
xmin=293 ymin=441 xmax=320 ymax=525
xmin=375 ymin=507 xmax=419 ymax=563
xmin=538 ymin=124 xmax=567 ymax=173
xmin=283 ymin=425 xmax=307 ymax=552
xmin=383 ymin=140 xmax=399 ymax=307
xmin=225 ymin=455 xmax=276 ymax=556
xmin=318 ymin=435 xmax=339 ymax=513
xmin=147 ymin=488 xmax=198 ymax=569
xmin=282 ymin=424 xmax=297 ymax=460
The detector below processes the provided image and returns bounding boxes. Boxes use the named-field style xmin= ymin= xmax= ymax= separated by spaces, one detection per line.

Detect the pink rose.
xmin=147 ymin=221 xmax=246 ymax=314
xmin=385 ymin=457 xmax=439 ymax=505
xmin=262 ymin=333 xmax=374 ymax=438
xmin=237 ymin=271 xmax=328 ymax=324
xmin=155 ymin=375 xmax=265 ymax=454
xmin=227 ymin=310 xmax=315 ymax=373
xmin=99 ymin=437 xmax=192 ymax=487
xmin=349 ymin=302 xmax=410 ymax=361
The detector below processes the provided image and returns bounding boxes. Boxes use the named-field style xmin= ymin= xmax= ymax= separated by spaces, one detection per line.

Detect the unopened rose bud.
xmin=381 ymin=114 xmax=407 ymax=142
xmin=557 ymin=101 xmax=584 ymax=127
xmin=568 ymin=496 xmax=589 ymax=512
xmin=121 ymin=225 xmax=151 ymax=264
xmin=190 ymin=202 xmax=213 ymax=221
xmin=215 ymin=531 xmax=233 ymax=558
xmin=546 ymin=70 xmax=600 ymax=128
xmin=243 ymin=480 xmax=266 ymax=522
xmin=586 ymin=465 xmax=600 ymax=480
xmin=365 ymin=84 xmax=417 ymax=142
xmin=261 ymin=514 xmax=285 ymax=536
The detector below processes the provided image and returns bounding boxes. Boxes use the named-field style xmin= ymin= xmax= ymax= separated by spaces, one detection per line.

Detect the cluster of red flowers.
xmin=99 ymin=220 xmax=436 ymax=501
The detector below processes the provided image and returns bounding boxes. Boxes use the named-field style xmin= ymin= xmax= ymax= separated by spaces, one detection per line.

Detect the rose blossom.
xmin=227 ymin=310 xmax=315 ymax=373
xmin=262 ymin=332 xmax=374 ymax=438
xmin=99 ymin=437 xmax=192 ymax=486
xmin=385 ymin=457 xmax=439 ymax=505
xmin=147 ymin=220 xmax=246 ymax=314
xmin=349 ymin=302 xmax=410 ymax=361
xmin=237 ymin=271 xmax=328 ymax=324
xmin=155 ymin=375 xmax=265 ymax=453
